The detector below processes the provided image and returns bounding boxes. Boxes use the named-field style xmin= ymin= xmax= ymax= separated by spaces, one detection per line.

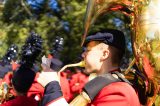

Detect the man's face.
xmin=82 ymin=41 xmax=105 ymax=74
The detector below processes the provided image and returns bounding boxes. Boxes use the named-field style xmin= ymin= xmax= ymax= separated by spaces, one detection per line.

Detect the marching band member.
xmin=37 ymin=29 xmax=141 ymax=106
xmin=1 ymin=65 xmax=37 ymax=106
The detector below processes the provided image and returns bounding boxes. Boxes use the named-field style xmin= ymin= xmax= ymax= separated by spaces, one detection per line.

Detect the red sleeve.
xmin=27 ymin=73 xmax=44 ymax=101
xmin=90 ymin=82 xmax=140 ymax=106
xmin=2 ymin=72 xmax=13 ymax=85
xmin=60 ymin=72 xmax=72 ymax=102
xmin=1 ymin=96 xmax=37 ymax=106
xmin=70 ymin=72 xmax=88 ymax=94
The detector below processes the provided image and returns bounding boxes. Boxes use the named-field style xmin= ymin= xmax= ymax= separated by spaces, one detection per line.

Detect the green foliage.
xmin=2 ymin=0 xmax=30 ymax=23
xmin=0 ymin=0 xmax=132 ymax=65
xmin=0 ymin=0 xmax=88 ymax=64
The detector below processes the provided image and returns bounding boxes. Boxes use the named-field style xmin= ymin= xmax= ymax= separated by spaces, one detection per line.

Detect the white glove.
xmin=37 ymin=72 xmax=59 ymax=87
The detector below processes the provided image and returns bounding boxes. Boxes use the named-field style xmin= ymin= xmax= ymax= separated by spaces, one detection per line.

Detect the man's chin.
xmin=83 ymin=69 xmax=91 ymax=74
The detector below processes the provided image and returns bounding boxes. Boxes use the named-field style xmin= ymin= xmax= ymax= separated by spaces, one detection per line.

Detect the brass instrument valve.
xmin=0 ymin=82 xmax=12 ymax=104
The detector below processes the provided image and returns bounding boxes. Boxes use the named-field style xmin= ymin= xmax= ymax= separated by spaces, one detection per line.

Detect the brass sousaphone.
xmin=78 ymin=0 xmax=160 ymax=106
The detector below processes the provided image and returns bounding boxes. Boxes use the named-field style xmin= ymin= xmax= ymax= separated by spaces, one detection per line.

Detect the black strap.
xmin=111 ymin=71 xmax=132 ymax=85
xmin=83 ymin=71 xmax=131 ymax=101
xmin=83 ymin=73 xmax=120 ymax=101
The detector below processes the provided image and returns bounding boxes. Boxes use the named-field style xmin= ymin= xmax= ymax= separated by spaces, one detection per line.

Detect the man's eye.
xmin=84 ymin=49 xmax=89 ymax=52
xmin=83 ymin=47 xmax=89 ymax=52
xmin=86 ymin=48 xmax=91 ymax=52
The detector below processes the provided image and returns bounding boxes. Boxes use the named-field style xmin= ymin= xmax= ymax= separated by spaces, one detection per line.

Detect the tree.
xmin=0 ymin=0 xmax=132 ymax=65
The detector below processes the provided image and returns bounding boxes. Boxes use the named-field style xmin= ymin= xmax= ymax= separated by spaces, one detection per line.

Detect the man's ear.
xmin=100 ymin=48 xmax=110 ymax=61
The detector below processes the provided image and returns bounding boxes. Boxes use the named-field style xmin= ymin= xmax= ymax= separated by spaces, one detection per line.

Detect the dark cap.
xmin=50 ymin=58 xmax=63 ymax=72
xmin=12 ymin=65 xmax=35 ymax=93
xmin=83 ymin=29 xmax=126 ymax=53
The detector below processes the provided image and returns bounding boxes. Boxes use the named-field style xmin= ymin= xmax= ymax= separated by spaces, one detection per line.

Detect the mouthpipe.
xmin=59 ymin=61 xmax=85 ymax=73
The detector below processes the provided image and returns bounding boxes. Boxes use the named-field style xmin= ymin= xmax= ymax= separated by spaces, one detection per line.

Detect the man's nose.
xmin=81 ymin=47 xmax=87 ymax=58
xmin=81 ymin=52 xmax=86 ymax=58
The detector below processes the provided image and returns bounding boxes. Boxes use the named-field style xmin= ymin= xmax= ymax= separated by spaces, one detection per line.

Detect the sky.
xmin=26 ymin=0 xmax=59 ymax=12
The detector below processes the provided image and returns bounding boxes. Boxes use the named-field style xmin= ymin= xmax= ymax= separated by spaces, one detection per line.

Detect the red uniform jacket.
xmin=0 ymin=96 xmax=38 ymax=106
xmin=0 ymin=72 xmax=71 ymax=102
xmin=60 ymin=72 xmax=72 ymax=102
xmin=69 ymin=71 xmax=88 ymax=93
xmin=89 ymin=82 xmax=140 ymax=106
xmin=43 ymin=82 xmax=140 ymax=106
xmin=27 ymin=72 xmax=71 ymax=102
xmin=27 ymin=73 xmax=44 ymax=101
xmin=41 ymin=69 xmax=141 ymax=106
